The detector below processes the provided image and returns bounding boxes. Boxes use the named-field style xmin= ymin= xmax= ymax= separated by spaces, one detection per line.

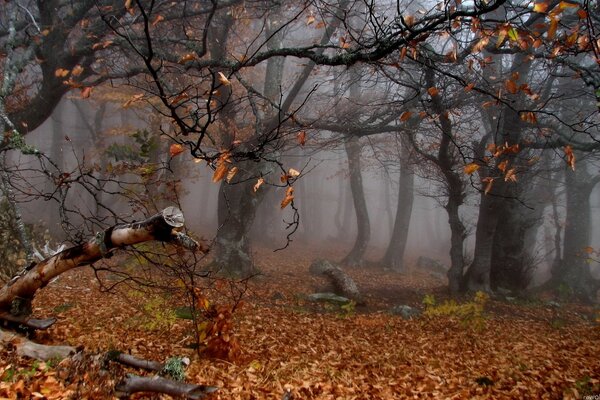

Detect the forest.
xmin=0 ymin=0 xmax=599 ymax=398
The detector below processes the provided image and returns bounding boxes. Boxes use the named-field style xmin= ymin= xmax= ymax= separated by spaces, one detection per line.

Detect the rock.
xmin=546 ymin=301 xmax=561 ymax=308
xmin=307 ymin=293 xmax=352 ymax=305
xmin=390 ymin=305 xmax=421 ymax=320
xmin=308 ymin=259 xmax=363 ymax=304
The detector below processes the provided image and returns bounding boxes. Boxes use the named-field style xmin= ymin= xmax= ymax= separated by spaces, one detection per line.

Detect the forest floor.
xmin=0 ymin=245 xmax=598 ymax=399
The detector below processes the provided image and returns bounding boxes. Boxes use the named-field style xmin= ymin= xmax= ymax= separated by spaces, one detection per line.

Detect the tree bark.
xmin=0 ymin=207 xmax=198 ymax=315
xmin=341 ymin=136 xmax=370 ymax=267
xmin=380 ymin=153 xmax=414 ymax=272
xmin=556 ymin=159 xmax=600 ymax=300
xmin=115 ymin=374 xmax=218 ymax=399
xmin=0 ymin=329 xmax=76 ymax=361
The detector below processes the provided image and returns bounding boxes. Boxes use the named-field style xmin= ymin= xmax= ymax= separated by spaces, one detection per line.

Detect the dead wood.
xmin=0 ymin=328 xmax=76 ymax=361
xmin=115 ymin=374 xmax=218 ymax=399
xmin=0 ymin=207 xmax=199 ymax=318
xmin=108 ymin=351 xmax=164 ymax=371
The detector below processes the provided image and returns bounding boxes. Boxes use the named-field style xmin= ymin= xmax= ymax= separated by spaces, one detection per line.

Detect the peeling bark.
xmin=0 ymin=207 xmax=198 ymax=315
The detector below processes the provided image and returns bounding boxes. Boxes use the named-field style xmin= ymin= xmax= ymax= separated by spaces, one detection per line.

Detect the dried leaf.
xmin=152 ymin=15 xmax=164 ymax=26
xmin=178 ymin=53 xmax=196 ymax=64
xmin=71 ymin=65 xmax=84 ymax=77
xmin=464 ymin=163 xmax=480 ymax=175
xmin=564 ymin=145 xmax=576 ymax=170
xmin=217 ymin=72 xmax=231 ymax=86
xmin=427 ymin=87 xmax=439 ymax=97
xmin=306 ymin=15 xmax=315 ymax=25
xmin=281 ymin=186 xmax=294 ymax=209
xmin=253 ymin=178 xmax=265 ymax=192
xmin=297 ymin=131 xmax=306 ymax=146
xmin=400 ymin=111 xmax=412 ymax=121
xmin=533 ymin=1 xmax=549 ymax=12
xmin=288 ymin=168 xmax=300 ymax=178
xmin=213 ymin=162 xmax=229 ymax=183
xmin=80 ymin=87 xmax=92 ymax=99
xmin=482 ymin=177 xmax=495 ymax=195
xmin=505 ymin=79 xmax=518 ymax=94
xmin=169 ymin=143 xmax=184 ymax=157
xmin=55 ymin=68 xmax=70 ymax=78
xmin=504 ymin=168 xmax=517 ymax=182
xmin=225 ymin=166 xmax=238 ymax=182
xmin=497 ymin=159 xmax=509 ymax=173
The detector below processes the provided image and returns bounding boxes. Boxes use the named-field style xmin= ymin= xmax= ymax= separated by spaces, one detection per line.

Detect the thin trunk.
xmin=380 ymin=155 xmax=414 ymax=272
xmin=341 ymin=136 xmax=370 ymax=267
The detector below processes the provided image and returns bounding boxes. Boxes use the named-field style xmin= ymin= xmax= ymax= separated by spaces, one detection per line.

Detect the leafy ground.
xmin=0 ymin=246 xmax=598 ymax=399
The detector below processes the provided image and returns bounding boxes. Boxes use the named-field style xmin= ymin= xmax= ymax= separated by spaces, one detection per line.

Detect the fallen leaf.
xmin=464 ymin=163 xmax=480 ymax=175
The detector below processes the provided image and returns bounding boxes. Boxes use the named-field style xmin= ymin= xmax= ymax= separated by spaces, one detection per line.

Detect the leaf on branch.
xmin=520 ymin=111 xmax=537 ymax=124
xmin=400 ymin=111 xmax=412 ymax=121
xmin=122 ymin=93 xmax=144 ymax=108
xmin=55 ymin=68 xmax=70 ymax=78
xmin=465 ymin=83 xmax=475 ymax=92
xmin=288 ymin=168 xmax=300 ymax=178
xmin=152 ymin=15 xmax=164 ymax=26
xmin=80 ymin=87 xmax=92 ymax=99
xmin=92 ymin=40 xmax=113 ymax=50
xmin=507 ymin=27 xmax=519 ymax=42
xmin=212 ymin=153 xmax=231 ymax=183
xmin=253 ymin=178 xmax=265 ymax=192
xmin=564 ymin=145 xmax=576 ymax=170
xmin=306 ymin=15 xmax=315 ymax=25
xmin=533 ymin=1 xmax=549 ymax=12
xmin=497 ymin=159 xmax=509 ymax=173
xmin=297 ymin=131 xmax=306 ymax=146
xmin=482 ymin=177 xmax=495 ymax=195
xmin=281 ymin=187 xmax=294 ymax=209
xmin=178 ymin=53 xmax=196 ymax=64
xmin=71 ymin=65 xmax=84 ymax=77
xmin=427 ymin=87 xmax=439 ymax=97
xmin=217 ymin=72 xmax=231 ymax=86
xmin=226 ymin=166 xmax=238 ymax=183
xmin=464 ymin=163 xmax=480 ymax=175
xmin=504 ymin=168 xmax=517 ymax=182
xmin=169 ymin=143 xmax=184 ymax=157
xmin=505 ymin=79 xmax=518 ymax=94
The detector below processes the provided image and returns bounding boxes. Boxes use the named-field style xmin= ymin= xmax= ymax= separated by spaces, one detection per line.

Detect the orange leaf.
xmin=497 ymin=159 xmax=509 ymax=172
xmin=427 ymin=87 xmax=439 ymax=97
xmin=169 ymin=143 xmax=184 ymax=157
xmin=504 ymin=168 xmax=517 ymax=182
xmin=297 ymin=131 xmax=306 ymax=146
xmin=483 ymin=177 xmax=495 ymax=195
xmin=253 ymin=177 xmax=265 ymax=192
xmin=152 ymin=15 xmax=164 ymax=26
xmin=564 ymin=145 xmax=576 ymax=170
xmin=71 ymin=65 xmax=84 ymax=77
xmin=217 ymin=72 xmax=231 ymax=86
xmin=465 ymin=83 xmax=475 ymax=92
xmin=213 ymin=162 xmax=229 ymax=183
xmin=226 ymin=166 xmax=238 ymax=183
xmin=178 ymin=53 xmax=196 ymax=64
xmin=533 ymin=1 xmax=549 ymax=12
xmin=55 ymin=68 xmax=70 ymax=78
xmin=464 ymin=163 xmax=480 ymax=175
xmin=548 ymin=16 xmax=558 ymax=40
xmin=505 ymin=79 xmax=518 ymax=94
xmin=306 ymin=15 xmax=315 ymax=25
xmin=80 ymin=86 xmax=92 ymax=99
xmin=281 ymin=186 xmax=294 ymax=209
xmin=400 ymin=111 xmax=412 ymax=121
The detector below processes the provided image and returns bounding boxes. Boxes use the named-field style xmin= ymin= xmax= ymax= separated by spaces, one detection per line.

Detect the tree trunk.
xmin=380 ymin=155 xmax=414 ymax=272
xmin=212 ymin=160 xmax=274 ymax=277
xmin=556 ymin=161 xmax=600 ymax=300
xmin=341 ymin=136 xmax=370 ymax=267
xmin=0 ymin=207 xmax=198 ymax=315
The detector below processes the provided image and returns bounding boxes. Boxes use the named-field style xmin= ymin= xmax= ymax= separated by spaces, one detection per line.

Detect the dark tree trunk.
xmin=380 ymin=154 xmax=414 ymax=272
xmin=341 ymin=136 xmax=370 ymax=267
xmin=555 ymin=161 xmax=600 ymax=300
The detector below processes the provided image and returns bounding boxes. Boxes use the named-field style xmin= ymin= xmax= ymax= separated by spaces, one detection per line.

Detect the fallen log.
xmin=0 ymin=312 xmax=56 ymax=330
xmin=0 ymin=328 xmax=76 ymax=361
xmin=115 ymin=374 xmax=218 ymax=399
xmin=309 ymin=259 xmax=363 ymax=304
xmin=108 ymin=351 xmax=164 ymax=371
xmin=0 ymin=207 xmax=199 ymax=317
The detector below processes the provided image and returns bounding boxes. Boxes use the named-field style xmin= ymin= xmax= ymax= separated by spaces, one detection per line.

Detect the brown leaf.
xmin=297 ymin=131 xmax=306 ymax=146
xmin=217 ymin=72 xmax=231 ymax=86
xmin=71 ymin=65 xmax=84 ymax=77
xmin=80 ymin=87 xmax=92 ymax=99
xmin=505 ymin=79 xmax=518 ymax=94
xmin=169 ymin=143 xmax=184 ymax=157
xmin=281 ymin=186 xmax=294 ymax=209
xmin=427 ymin=87 xmax=439 ymax=97
xmin=564 ymin=145 xmax=576 ymax=170
xmin=213 ymin=162 xmax=229 ymax=183
xmin=400 ymin=111 xmax=412 ymax=122
xmin=55 ymin=68 xmax=70 ymax=78
xmin=253 ymin=178 xmax=265 ymax=192
xmin=464 ymin=163 xmax=480 ymax=175
xmin=152 ymin=15 xmax=164 ymax=26
xmin=226 ymin=166 xmax=238 ymax=183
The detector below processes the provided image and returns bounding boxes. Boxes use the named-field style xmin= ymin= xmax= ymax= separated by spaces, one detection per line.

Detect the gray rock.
xmin=391 ymin=305 xmax=421 ymax=320
xmin=307 ymin=292 xmax=352 ymax=305
xmin=309 ymin=259 xmax=336 ymax=275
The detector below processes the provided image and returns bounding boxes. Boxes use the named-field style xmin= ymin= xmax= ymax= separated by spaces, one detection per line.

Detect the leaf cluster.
xmin=423 ymin=291 xmax=489 ymax=330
